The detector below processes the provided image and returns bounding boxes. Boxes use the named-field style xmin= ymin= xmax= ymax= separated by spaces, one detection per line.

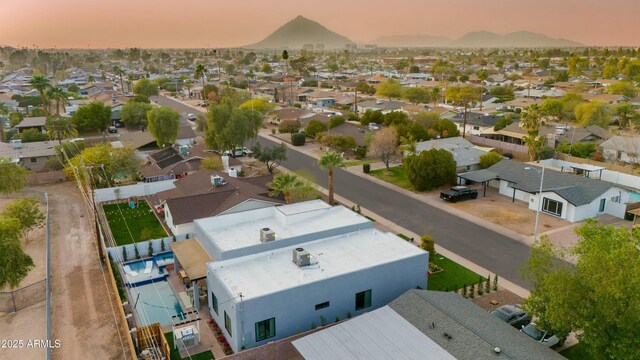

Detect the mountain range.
xmin=246 ymin=16 xmax=584 ymax=49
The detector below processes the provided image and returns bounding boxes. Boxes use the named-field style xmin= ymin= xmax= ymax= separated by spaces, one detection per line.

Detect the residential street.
xmin=153 ymin=95 xmax=533 ymax=288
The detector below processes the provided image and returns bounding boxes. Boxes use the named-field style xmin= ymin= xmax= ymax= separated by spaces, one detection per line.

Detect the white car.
xmin=187 ymin=113 xmax=197 ymax=121
xmin=223 ymin=147 xmax=252 ymax=157
xmin=520 ymin=323 xmax=564 ymax=348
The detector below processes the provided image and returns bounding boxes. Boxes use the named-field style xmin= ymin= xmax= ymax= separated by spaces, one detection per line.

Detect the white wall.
xmin=540 ymin=159 xmax=640 ymax=191
xmin=529 ymin=191 xmax=570 ymax=220
xmin=94 ymin=180 xmax=176 ymax=203
xmin=207 ymin=251 xmax=428 ymax=352
xmin=106 ymin=233 xmax=192 ymax=263
xmin=528 ymin=187 xmax=628 ymax=223
xmin=498 ymin=180 xmax=530 ymax=202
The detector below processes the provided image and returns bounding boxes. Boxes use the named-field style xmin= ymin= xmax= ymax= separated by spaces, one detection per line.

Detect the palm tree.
xmin=282 ymin=50 xmax=289 ymax=75
xmin=521 ymin=105 xmax=543 ymax=161
xmin=113 ymin=66 xmax=125 ymax=92
xmin=318 ymin=151 xmax=344 ymax=205
xmin=268 ymin=173 xmax=305 ymax=204
xmin=46 ymin=86 xmax=67 ymax=115
xmin=127 ymin=74 xmax=135 ymax=93
xmin=87 ymin=74 xmax=95 ymax=84
xmin=46 ymin=116 xmax=77 ymax=146
xmin=194 ymin=64 xmax=207 ymax=100
xmin=29 ymin=75 xmax=50 ymax=117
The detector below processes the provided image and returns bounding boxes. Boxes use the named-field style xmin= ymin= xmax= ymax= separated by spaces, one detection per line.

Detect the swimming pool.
xmin=153 ymin=251 xmax=175 ymax=267
xmin=122 ymin=259 xmax=167 ymax=286
xmin=129 ymin=281 xmax=184 ymax=326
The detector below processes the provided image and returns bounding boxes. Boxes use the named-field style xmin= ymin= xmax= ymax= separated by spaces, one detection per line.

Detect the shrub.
xmin=271 ymin=128 xmax=276 ymax=134
xmin=328 ymin=115 xmax=345 ymax=129
xmin=147 ymin=241 xmax=153 ymax=257
xmin=462 ymin=284 xmax=468 ymax=298
xmin=420 ymin=232 xmax=436 ymax=256
xmin=485 ymin=275 xmax=491 ymax=294
xmin=160 ymin=239 xmax=165 ymax=252
xmin=319 ymin=315 xmax=327 ymax=326
xmin=355 ymin=146 xmax=367 ymax=159
xmin=538 ymin=146 xmax=555 ymax=160
xmin=363 ymin=163 xmax=371 ymax=173
xmin=278 ymin=119 xmax=301 ymax=134
xmin=330 ymin=135 xmax=356 ymax=151
xmin=122 ymin=246 xmax=128 ymax=262
xmin=291 ymin=132 xmax=306 ymax=146
xmin=404 ymin=149 xmax=456 ymax=191
xmin=479 ymin=151 xmax=503 ymax=169
xmin=477 ymin=278 xmax=484 ymax=296
xmin=305 ymin=120 xmax=327 ymax=138
xmin=134 ymin=245 xmax=140 ymax=259
xmin=469 ymin=283 xmax=475 ymax=298
xmin=493 ymin=274 xmax=499 ymax=291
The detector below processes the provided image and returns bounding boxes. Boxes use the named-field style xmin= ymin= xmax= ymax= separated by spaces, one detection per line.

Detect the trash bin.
xmin=625 ymin=212 xmax=635 ymax=221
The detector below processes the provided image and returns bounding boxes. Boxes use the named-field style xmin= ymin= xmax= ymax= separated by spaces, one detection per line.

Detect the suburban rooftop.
xmin=207 ymin=228 xmax=426 ymax=300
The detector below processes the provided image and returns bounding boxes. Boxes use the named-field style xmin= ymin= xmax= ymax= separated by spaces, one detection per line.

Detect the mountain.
xmin=451 ymin=31 xmax=583 ymax=48
xmin=374 ymin=35 xmax=452 ymax=48
xmin=245 ymin=16 xmax=354 ymax=49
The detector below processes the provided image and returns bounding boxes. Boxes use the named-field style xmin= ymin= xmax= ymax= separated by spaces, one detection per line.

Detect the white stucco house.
xmin=600 ymin=135 xmax=640 ymax=165
xmin=460 ymin=160 xmax=631 ymax=223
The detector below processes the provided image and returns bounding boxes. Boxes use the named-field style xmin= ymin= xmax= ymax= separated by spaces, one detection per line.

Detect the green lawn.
xmin=560 ymin=343 xmax=590 ymax=359
xmin=369 ymin=166 xmax=415 ymax=192
xmin=164 ymin=332 xmax=214 ymax=360
xmin=343 ymin=159 xmax=379 ymax=167
xmin=427 ymin=255 xmax=486 ymax=291
xmin=103 ymin=201 xmax=167 ymax=246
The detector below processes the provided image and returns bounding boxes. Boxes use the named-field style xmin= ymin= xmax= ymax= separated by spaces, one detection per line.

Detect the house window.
xmin=315 ymin=301 xmax=330 ymax=310
xmin=355 ymin=289 xmax=372 ymax=311
xmin=211 ymin=292 xmax=218 ymax=314
xmin=611 ymin=195 xmax=621 ymax=203
xmin=473 ymin=126 xmax=480 ymax=130
xmin=255 ymin=318 xmax=276 ymax=341
xmin=542 ymin=198 xmax=563 ymax=217
xmin=599 ymin=199 xmax=606 ymax=212
xmin=30 ymin=158 xmax=37 ymax=163
xmin=224 ymin=311 xmax=232 ymax=337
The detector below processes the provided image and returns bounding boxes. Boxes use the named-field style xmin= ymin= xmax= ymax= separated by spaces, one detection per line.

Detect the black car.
xmin=440 ymin=186 xmax=478 ymax=202
xmin=491 ymin=304 xmax=531 ymax=328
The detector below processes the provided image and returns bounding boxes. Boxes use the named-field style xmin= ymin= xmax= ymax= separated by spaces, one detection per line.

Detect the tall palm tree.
xmin=318 ymin=151 xmax=344 ymax=205
xmin=46 ymin=116 xmax=77 ymax=146
xmin=521 ymin=104 xmax=543 ymax=161
xmin=194 ymin=64 xmax=207 ymax=100
xmin=127 ymin=74 xmax=135 ymax=93
xmin=87 ymin=74 xmax=95 ymax=84
xmin=268 ymin=173 xmax=304 ymax=204
xmin=113 ymin=66 xmax=125 ymax=91
xmin=29 ymin=75 xmax=50 ymax=117
xmin=46 ymin=86 xmax=67 ymax=115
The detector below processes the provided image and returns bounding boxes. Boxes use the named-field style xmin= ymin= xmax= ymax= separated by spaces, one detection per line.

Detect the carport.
xmin=458 ymin=169 xmax=500 ymax=197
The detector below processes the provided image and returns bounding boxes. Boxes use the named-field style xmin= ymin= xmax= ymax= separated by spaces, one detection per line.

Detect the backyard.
xmin=103 ymin=201 xmax=167 ymax=245
xmin=164 ymin=332 xmax=215 ymax=360
xmin=369 ymin=166 xmax=415 ymax=192
xmin=427 ymin=254 xmax=486 ymax=291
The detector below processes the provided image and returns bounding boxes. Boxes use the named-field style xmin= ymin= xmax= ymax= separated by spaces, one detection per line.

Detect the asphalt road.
xmin=152 ymin=95 xmax=533 ymax=289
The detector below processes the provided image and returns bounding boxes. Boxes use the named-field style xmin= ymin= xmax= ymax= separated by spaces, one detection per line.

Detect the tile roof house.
xmin=292 ymin=290 xmax=565 ymax=360
xmin=460 ymin=160 xmax=630 ymax=222
xmin=157 ymin=169 xmax=283 ymax=235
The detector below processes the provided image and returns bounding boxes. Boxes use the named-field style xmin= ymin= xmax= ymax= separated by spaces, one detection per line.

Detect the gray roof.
xmin=293 ymin=306 xmax=456 ymax=360
xmin=458 ymin=169 xmax=500 ymax=183
xmin=15 ymin=117 xmax=46 ymax=128
xmin=450 ymin=113 xmax=500 ymax=127
xmin=388 ymin=290 xmax=565 ymax=360
xmin=358 ymin=100 xmax=406 ymax=111
xmin=483 ymin=159 xmax=615 ymax=206
xmin=0 ymin=140 xmax=56 ymax=159
xmin=599 ymin=135 xmax=640 ymax=152
xmin=415 ymin=137 xmax=489 ymax=168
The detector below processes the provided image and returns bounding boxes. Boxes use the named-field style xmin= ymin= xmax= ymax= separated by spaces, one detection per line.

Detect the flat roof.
xmin=293 ymin=306 xmax=455 ymax=360
xmin=570 ymin=164 xmax=606 ymax=172
xmin=195 ymin=201 xmax=371 ymax=254
xmin=208 ymin=229 xmax=426 ymax=300
xmin=170 ymin=238 xmax=212 ymax=280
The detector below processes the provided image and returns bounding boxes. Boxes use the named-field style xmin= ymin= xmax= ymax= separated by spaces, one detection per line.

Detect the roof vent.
xmin=260 ymin=228 xmax=275 ymax=243
xmin=292 ymin=247 xmax=311 ymax=267
xmin=494 ymin=347 xmax=501 ymax=354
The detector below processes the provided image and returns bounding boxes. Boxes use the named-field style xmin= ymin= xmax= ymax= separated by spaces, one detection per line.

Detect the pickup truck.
xmin=440 ymin=186 xmax=478 ymax=202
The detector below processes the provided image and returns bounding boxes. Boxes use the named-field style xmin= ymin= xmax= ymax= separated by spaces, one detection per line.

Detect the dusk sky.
xmin=2 ymin=0 xmax=639 ymax=48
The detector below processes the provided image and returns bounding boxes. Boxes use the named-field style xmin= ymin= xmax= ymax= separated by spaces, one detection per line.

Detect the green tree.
xmin=489 ymin=85 xmax=515 ymax=102
xmin=15 ymin=128 xmax=48 ymax=143
xmin=147 ymin=106 xmax=180 ymax=147
xmin=574 ymin=101 xmax=611 ymax=128
xmin=560 ymin=93 xmax=584 ymax=121
xmin=194 ymin=64 xmax=207 ymax=100
xmin=239 ymin=98 xmax=275 ymax=115
xmin=252 ymin=142 xmax=287 ymax=174
xmin=29 ymin=75 xmax=50 ymax=117
xmin=376 ymin=79 xmax=403 ymax=100
xmin=268 ymin=172 xmax=304 ymax=204
xmin=46 ymin=86 xmax=67 ymax=115
xmin=557 ymin=142 xmax=597 ymax=158
xmin=615 ymin=102 xmax=636 ymax=129
xmin=1 ymin=198 xmax=45 ymax=241
xmin=479 ymin=152 xmax=504 ymax=169
xmin=446 ymin=85 xmax=481 ymax=138
xmin=260 ymin=63 xmax=273 ymax=74
xmin=120 ymin=101 xmax=152 ymax=128
xmin=430 ymin=119 xmax=459 ymax=138
xmin=0 ymin=217 xmax=34 ymax=290
xmin=318 ymin=151 xmax=344 ymax=205
xmin=420 ymin=232 xmax=436 ymax=256
xmin=431 ymin=87 xmax=441 ymax=108
xmin=132 ymin=78 xmax=159 ymax=97
xmin=328 ymin=115 xmax=345 ymax=129
xmin=404 ymin=149 xmax=456 ymax=191
xmin=360 ymin=109 xmax=384 ymax=126
xmin=356 ymin=82 xmax=376 ymax=95
xmin=305 ymin=120 xmax=328 ymax=138
xmin=46 ymin=116 xmax=77 ymax=146
xmin=540 ymin=98 xmax=564 ymax=122
xmin=607 ymin=81 xmax=638 ymax=98
xmin=403 ymin=87 xmax=430 ymax=105
xmin=112 ymin=66 xmax=125 ymax=92
xmin=200 ymin=155 xmax=223 ymax=171
xmin=0 ymin=158 xmax=28 ymax=195
xmin=205 ymin=98 xmax=262 ymax=152
xmin=493 ymin=117 xmax=513 ymax=131
xmin=522 ymin=221 xmax=640 ymax=359
xmin=72 ymin=101 xmax=111 ymax=138
xmin=64 ymin=144 xmax=139 ymax=188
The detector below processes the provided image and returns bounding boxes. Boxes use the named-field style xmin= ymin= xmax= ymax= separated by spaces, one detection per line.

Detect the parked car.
xmin=187 ymin=113 xmax=197 ymax=121
xmin=223 ymin=147 xmax=252 ymax=157
xmin=108 ymin=126 xmax=118 ymax=133
xmin=491 ymin=305 xmax=531 ymax=328
xmin=521 ymin=323 xmax=565 ymax=348
xmin=440 ymin=186 xmax=478 ymax=202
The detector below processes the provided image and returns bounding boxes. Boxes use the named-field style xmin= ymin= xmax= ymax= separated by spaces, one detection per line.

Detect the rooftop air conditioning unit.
xmin=292 ymin=247 xmax=311 ymax=267
xmin=210 ymin=175 xmax=227 ymax=187
xmin=11 ymin=139 xmax=22 ymax=149
xmin=260 ymin=227 xmax=276 ymax=243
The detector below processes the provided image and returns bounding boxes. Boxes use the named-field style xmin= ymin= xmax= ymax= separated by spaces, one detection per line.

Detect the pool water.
xmin=129 ymin=281 xmax=184 ymax=326
xmin=122 ymin=259 xmax=167 ymax=286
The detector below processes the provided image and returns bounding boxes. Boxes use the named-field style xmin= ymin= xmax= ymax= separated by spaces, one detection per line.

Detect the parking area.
xmin=442 ymin=186 xmax=571 ymax=237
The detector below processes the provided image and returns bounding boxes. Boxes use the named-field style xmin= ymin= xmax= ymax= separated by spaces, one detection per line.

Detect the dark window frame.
xmin=315 ymin=301 xmax=330 ymax=310
xmin=211 ymin=291 xmax=218 ymax=315
xmin=224 ymin=311 xmax=232 ymax=337
xmin=542 ymin=197 xmax=563 ymax=217
xmin=255 ymin=317 xmax=276 ymax=342
xmin=355 ymin=289 xmax=372 ymax=311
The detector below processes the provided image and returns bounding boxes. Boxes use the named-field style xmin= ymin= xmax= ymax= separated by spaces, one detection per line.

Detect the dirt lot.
xmin=0 ymin=183 xmax=126 ymax=360
xmin=447 ymin=187 xmax=570 ymax=236
xmin=469 ymin=289 xmax=525 ymax=312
